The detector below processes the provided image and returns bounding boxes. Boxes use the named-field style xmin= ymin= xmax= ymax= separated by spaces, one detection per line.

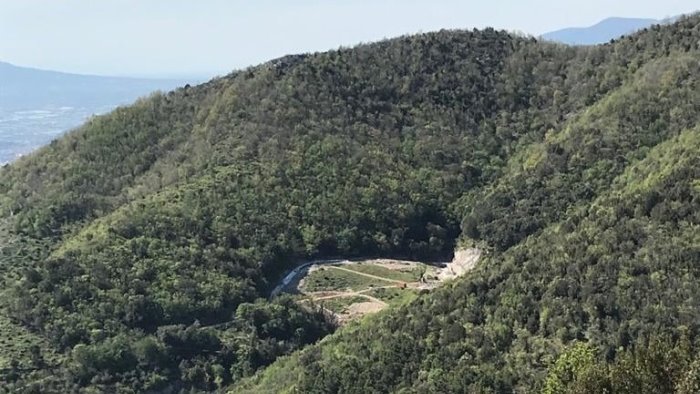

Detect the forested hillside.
xmin=0 ymin=13 xmax=698 ymax=393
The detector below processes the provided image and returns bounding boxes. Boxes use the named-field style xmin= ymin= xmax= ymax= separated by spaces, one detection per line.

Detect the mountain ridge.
xmin=0 ymin=60 xmax=180 ymax=80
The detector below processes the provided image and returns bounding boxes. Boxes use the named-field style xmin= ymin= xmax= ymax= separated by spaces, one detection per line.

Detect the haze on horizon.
xmin=0 ymin=0 xmax=697 ymax=78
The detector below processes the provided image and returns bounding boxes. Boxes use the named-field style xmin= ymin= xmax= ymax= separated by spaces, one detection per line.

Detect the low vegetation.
xmin=301 ymin=266 xmax=392 ymax=292
xmin=367 ymin=287 xmax=419 ymax=305
xmin=341 ymin=263 xmax=426 ymax=282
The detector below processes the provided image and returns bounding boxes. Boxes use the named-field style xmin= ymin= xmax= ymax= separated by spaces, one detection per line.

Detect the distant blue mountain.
xmin=0 ymin=61 xmax=189 ymax=163
xmin=541 ymin=16 xmax=676 ymax=45
xmin=0 ymin=61 xmax=186 ymax=111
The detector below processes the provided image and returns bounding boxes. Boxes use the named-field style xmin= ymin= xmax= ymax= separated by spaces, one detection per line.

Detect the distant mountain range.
xmin=0 ymin=61 xmax=188 ymax=163
xmin=0 ymin=61 xmax=185 ymax=111
xmin=542 ymin=16 xmax=678 ymax=45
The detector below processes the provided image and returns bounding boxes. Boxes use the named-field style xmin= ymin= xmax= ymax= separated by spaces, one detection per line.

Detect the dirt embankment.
xmin=436 ymin=248 xmax=482 ymax=281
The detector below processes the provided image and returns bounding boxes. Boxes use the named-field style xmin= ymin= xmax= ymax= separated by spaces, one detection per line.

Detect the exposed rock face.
xmin=437 ymin=248 xmax=481 ymax=281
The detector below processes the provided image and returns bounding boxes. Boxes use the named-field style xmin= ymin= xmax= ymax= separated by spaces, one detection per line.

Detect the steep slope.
xmin=0 ymin=13 xmax=698 ymax=394
xmin=458 ymin=53 xmax=700 ymax=250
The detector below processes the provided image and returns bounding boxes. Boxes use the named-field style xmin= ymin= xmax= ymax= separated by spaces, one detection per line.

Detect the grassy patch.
xmin=368 ymin=287 xmax=418 ymax=305
xmin=343 ymin=263 xmax=426 ymax=282
xmin=302 ymin=267 xmax=389 ymax=292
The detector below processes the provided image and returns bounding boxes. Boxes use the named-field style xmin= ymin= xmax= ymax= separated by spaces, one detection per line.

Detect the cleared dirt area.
xmin=280 ymin=249 xmax=481 ymax=324
xmin=436 ymin=248 xmax=482 ymax=282
xmin=343 ymin=301 xmax=386 ymax=321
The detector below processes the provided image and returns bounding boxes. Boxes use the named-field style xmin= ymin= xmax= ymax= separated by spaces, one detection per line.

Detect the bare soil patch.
xmin=341 ymin=300 xmax=386 ymax=322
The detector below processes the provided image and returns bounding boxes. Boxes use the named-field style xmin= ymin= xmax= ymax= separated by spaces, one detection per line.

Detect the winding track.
xmin=269 ymin=259 xmax=345 ymax=298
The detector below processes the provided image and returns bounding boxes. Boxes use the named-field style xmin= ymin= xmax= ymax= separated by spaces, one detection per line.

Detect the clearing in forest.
xmin=282 ymin=249 xmax=481 ymax=323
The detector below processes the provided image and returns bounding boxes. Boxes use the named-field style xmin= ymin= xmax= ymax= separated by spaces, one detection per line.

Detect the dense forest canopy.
xmin=0 ymin=13 xmax=698 ymax=393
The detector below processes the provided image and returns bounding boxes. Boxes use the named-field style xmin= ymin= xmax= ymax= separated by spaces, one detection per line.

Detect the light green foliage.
xmin=542 ymin=337 xmax=700 ymax=394
xmin=542 ymin=343 xmax=597 ymax=394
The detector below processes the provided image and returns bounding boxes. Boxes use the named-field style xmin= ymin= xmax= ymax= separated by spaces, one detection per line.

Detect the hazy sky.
xmin=0 ymin=0 xmax=697 ymax=78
